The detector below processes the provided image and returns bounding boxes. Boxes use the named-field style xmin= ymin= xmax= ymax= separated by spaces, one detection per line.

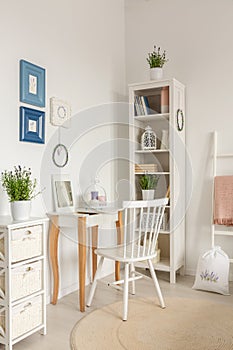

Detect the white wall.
xmin=0 ymin=0 xmax=126 ymax=298
xmin=125 ymin=0 xmax=233 ymax=275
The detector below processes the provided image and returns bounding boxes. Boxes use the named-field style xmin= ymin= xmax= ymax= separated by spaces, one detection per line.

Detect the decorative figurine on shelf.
xmin=141 ymin=125 xmax=156 ymax=150
xmin=84 ymin=178 xmax=107 ymax=208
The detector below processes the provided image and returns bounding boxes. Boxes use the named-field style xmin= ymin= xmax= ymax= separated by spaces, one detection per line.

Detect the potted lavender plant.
xmin=147 ymin=45 xmax=168 ymax=80
xmin=1 ymin=166 xmax=39 ymax=220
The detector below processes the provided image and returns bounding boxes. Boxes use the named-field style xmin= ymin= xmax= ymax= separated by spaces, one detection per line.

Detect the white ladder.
xmin=211 ymin=131 xmax=233 ymax=263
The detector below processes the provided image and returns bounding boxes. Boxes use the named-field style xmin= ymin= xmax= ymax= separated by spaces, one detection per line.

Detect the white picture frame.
xmin=52 ymin=174 xmax=75 ymax=213
xmin=50 ymin=97 xmax=71 ymax=127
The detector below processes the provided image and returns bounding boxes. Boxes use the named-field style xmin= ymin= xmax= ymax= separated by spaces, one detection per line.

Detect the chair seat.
xmin=95 ymin=244 xmax=157 ymax=263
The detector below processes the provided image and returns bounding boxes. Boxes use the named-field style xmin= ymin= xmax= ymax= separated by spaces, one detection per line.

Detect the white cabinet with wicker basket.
xmin=0 ymin=217 xmax=48 ymax=350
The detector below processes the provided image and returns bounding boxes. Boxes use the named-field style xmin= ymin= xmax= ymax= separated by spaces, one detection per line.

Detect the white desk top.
xmin=48 ymin=207 xmax=120 ymax=217
xmin=47 ymin=208 xmax=120 ymax=228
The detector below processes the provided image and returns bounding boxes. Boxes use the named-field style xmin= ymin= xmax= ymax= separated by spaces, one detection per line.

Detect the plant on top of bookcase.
xmin=147 ymin=45 xmax=168 ymax=80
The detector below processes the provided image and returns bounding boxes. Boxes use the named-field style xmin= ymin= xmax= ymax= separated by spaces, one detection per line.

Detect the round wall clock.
xmin=52 ymin=144 xmax=69 ymax=168
xmin=176 ymin=109 xmax=184 ymax=131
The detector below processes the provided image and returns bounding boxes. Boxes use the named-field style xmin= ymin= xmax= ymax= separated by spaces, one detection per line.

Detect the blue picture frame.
xmin=20 ymin=60 xmax=45 ymax=107
xmin=20 ymin=106 xmax=45 ymax=144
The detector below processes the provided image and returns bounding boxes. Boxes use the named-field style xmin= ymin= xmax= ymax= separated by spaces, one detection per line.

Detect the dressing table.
xmin=48 ymin=208 xmax=123 ymax=312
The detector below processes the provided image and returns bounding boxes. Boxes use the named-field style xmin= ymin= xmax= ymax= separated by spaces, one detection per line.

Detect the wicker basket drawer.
xmin=0 ymin=224 xmax=43 ymax=262
xmin=0 ymin=295 xmax=42 ymax=340
xmin=0 ymin=261 xmax=42 ymax=301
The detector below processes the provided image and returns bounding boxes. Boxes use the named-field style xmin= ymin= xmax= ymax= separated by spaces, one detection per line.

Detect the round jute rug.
xmin=70 ymin=297 xmax=233 ymax=350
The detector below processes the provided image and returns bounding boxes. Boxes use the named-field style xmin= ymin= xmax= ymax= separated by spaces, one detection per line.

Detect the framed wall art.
xmin=50 ymin=97 xmax=71 ymax=127
xmin=20 ymin=59 xmax=46 ymax=107
xmin=20 ymin=106 xmax=45 ymax=144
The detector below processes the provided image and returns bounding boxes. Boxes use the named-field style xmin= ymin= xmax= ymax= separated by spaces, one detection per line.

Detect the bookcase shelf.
xmin=135 ymin=172 xmax=170 ymax=175
xmin=135 ymin=149 xmax=169 ymax=154
xmin=134 ymin=113 xmax=169 ymax=121
xmin=129 ymin=78 xmax=186 ymax=283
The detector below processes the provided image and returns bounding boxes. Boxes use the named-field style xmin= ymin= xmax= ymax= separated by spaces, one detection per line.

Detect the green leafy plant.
xmin=139 ymin=174 xmax=159 ymax=190
xmin=1 ymin=166 xmax=39 ymax=202
xmin=147 ymin=45 xmax=168 ymax=68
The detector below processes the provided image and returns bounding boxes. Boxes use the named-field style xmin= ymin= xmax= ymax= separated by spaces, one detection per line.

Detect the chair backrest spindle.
xmin=123 ymin=207 xmax=128 ymax=258
xmin=131 ymin=207 xmax=136 ymax=258
xmin=122 ymin=198 xmax=168 ymax=260
xmin=137 ymin=207 xmax=143 ymax=257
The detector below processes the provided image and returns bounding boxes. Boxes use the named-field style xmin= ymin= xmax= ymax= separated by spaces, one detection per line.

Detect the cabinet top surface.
xmin=128 ymin=78 xmax=184 ymax=89
xmin=0 ymin=216 xmax=48 ymax=228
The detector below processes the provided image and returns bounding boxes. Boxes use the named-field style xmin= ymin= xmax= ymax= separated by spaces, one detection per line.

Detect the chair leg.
xmin=86 ymin=256 xmax=104 ymax=307
xmin=147 ymin=259 xmax=165 ymax=309
xmin=130 ymin=263 xmax=136 ymax=295
xmin=123 ymin=263 xmax=129 ymax=321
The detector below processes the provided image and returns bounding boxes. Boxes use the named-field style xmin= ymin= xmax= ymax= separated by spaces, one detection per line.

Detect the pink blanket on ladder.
xmin=214 ymin=176 xmax=233 ymax=225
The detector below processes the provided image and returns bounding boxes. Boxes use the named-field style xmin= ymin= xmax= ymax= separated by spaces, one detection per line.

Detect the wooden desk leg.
xmin=49 ymin=215 xmax=60 ymax=305
xmin=92 ymin=225 xmax=98 ymax=280
xmin=78 ymin=216 xmax=87 ymax=312
xmin=115 ymin=210 xmax=123 ymax=281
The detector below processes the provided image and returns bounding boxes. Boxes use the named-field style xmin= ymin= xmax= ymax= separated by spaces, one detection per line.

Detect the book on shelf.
xmin=135 ymin=163 xmax=158 ymax=173
xmin=165 ymin=185 xmax=170 ymax=206
xmin=165 ymin=185 xmax=170 ymax=199
xmin=134 ymin=96 xmax=144 ymax=116
xmin=134 ymin=96 xmax=141 ymax=116
xmin=141 ymin=96 xmax=150 ymax=115
xmin=134 ymin=95 xmax=153 ymax=116
xmin=161 ymin=86 xmax=169 ymax=113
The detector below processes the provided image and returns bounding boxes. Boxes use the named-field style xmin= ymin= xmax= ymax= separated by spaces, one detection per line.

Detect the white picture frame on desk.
xmin=52 ymin=174 xmax=75 ymax=213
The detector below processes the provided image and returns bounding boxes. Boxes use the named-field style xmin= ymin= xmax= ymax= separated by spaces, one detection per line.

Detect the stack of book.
xmin=135 ymin=164 xmax=158 ymax=173
xmin=134 ymin=95 xmax=151 ymax=116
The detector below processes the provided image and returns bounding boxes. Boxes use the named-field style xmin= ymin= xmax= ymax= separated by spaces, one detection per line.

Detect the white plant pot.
xmin=150 ymin=67 xmax=163 ymax=80
xmin=10 ymin=200 xmax=31 ymax=221
xmin=142 ymin=190 xmax=155 ymax=201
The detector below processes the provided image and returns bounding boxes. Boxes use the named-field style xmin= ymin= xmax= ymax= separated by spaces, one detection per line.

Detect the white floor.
xmin=7 ymin=272 xmax=233 ymax=350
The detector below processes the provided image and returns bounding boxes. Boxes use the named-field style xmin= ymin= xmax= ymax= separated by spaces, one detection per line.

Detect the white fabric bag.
xmin=192 ymin=246 xmax=230 ymax=295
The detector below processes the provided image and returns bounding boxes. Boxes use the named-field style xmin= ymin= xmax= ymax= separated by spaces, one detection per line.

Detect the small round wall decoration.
xmin=176 ymin=109 xmax=184 ymax=131
xmin=50 ymin=97 xmax=71 ymax=128
xmin=52 ymin=144 xmax=69 ymax=168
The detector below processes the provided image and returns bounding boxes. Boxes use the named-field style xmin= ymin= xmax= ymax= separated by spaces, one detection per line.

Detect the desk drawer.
xmin=0 ymin=225 xmax=43 ymax=262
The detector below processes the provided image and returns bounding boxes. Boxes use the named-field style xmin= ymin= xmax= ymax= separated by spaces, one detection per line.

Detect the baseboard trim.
xmin=184 ymin=269 xmax=196 ymax=276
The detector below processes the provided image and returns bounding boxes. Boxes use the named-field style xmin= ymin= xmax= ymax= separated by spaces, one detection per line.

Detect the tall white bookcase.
xmin=129 ymin=78 xmax=185 ymax=283
xmin=0 ymin=217 xmax=48 ymax=349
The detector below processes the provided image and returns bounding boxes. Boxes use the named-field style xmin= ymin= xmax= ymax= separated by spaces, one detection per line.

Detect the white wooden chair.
xmin=86 ymin=198 xmax=168 ymax=321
